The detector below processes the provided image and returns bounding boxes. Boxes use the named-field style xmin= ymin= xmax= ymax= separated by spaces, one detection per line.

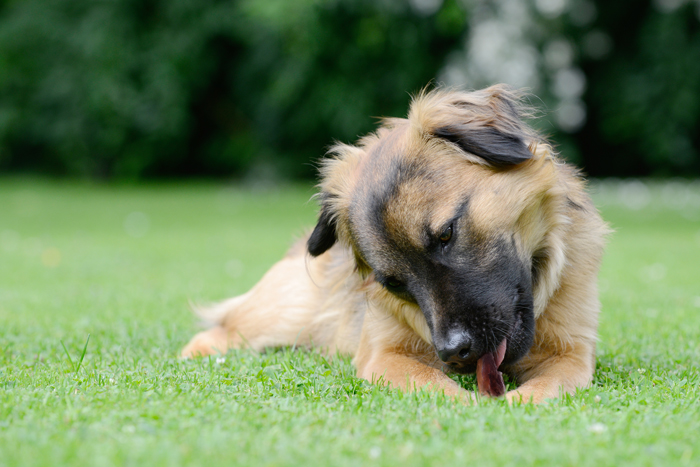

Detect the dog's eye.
xmin=385 ymin=278 xmax=403 ymax=289
xmin=439 ymin=225 xmax=453 ymax=244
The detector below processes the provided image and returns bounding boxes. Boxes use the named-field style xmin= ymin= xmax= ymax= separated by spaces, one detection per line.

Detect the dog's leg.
xmin=181 ymin=250 xmax=334 ymax=358
xmin=353 ymin=312 xmax=475 ymax=402
xmin=505 ymin=340 xmax=595 ymax=404
xmin=181 ymin=326 xmax=230 ymax=357
xmin=180 ymin=292 xmax=253 ymax=357
xmin=506 ymin=288 xmax=599 ymax=403
xmin=358 ymin=350 xmax=470 ymax=398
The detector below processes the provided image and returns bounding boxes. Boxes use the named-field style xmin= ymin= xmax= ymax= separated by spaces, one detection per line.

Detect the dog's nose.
xmin=437 ymin=330 xmax=473 ymax=364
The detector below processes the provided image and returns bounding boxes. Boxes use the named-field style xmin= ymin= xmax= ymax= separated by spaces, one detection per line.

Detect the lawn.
xmin=1 ymin=177 xmax=699 ymax=467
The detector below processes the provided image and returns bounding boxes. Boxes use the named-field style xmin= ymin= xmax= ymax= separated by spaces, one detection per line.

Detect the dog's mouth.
xmin=476 ymin=338 xmax=507 ymax=397
xmin=475 ymin=311 xmax=528 ymax=397
xmin=443 ymin=311 xmax=529 ymax=397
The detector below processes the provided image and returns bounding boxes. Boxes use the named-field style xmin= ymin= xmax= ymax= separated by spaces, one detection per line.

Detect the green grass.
xmin=1 ymin=177 xmax=699 ymax=467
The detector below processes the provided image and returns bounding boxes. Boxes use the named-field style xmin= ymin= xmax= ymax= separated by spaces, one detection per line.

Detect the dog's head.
xmin=307 ymin=85 xmax=569 ymax=373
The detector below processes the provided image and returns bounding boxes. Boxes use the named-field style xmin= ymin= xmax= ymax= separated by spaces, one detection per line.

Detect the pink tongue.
xmin=476 ymin=339 xmax=507 ymax=397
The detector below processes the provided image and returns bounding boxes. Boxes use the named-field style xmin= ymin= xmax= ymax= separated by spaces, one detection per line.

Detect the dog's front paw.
xmin=505 ymin=384 xmax=560 ymax=404
xmin=506 ymin=388 xmax=535 ymax=404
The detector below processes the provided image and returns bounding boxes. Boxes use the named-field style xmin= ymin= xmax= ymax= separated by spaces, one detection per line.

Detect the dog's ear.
xmin=432 ymin=125 xmax=532 ymax=167
xmin=417 ymin=85 xmax=536 ymax=167
xmin=307 ymin=204 xmax=337 ymax=256
xmin=308 ymin=142 xmax=365 ymax=256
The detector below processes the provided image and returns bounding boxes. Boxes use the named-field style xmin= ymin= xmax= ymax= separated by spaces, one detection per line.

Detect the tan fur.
xmin=182 ymin=84 xmax=609 ymax=404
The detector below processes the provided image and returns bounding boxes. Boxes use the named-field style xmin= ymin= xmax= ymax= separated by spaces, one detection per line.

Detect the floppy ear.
xmin=414 ymin=84 xmax=536 ymax=167
xmin=307 ymin=205 xmax=337 ymax=257
xmin=433 ymin=125 xmax=532 ymax=167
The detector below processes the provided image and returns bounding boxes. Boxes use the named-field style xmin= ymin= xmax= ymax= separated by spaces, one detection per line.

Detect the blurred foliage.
xmin=576 ymin=0 xmax=700 ymax=177
xmin=0 ymin=0 xmax=465 ymax=179
xmin=0 ymin=0 xmax=698 ymax=179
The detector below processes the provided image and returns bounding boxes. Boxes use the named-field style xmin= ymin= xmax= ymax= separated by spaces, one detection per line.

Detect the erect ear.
xmin=433 ymin=125 xmax=532 ymax=167
xmin=307 ymin=204 xmax=337 ymax=257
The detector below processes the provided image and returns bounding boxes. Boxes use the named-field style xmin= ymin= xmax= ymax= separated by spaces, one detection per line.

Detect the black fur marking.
xmin=362 ymin=156 xmax=432 ymax=246
xmin=307 ymin=206 xmax=337 ymax=256
xmin=433 ymin=126 xmax=532 ymax=167
xmin=531 ymin=248 xmax=548 ymax=288
xmin=368 ymin=227 xmax=535 ymax=374
xmin=566 ymin=196 xmax=586 ymax=212
xmin=411 ymin=235 xmax=534 ymax=372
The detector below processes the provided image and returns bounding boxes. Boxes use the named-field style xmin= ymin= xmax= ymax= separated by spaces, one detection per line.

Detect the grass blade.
xmin=60 ymin=334 xmax=90 ymax=373
xmin=76 ymin=334 xmax=90 ymax=373
xmin=60 ymin=339 xmax=76 ymax=372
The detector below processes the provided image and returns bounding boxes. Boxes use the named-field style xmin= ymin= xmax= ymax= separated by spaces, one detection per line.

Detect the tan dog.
xmin=182 ymin=85 xmax=608 ymax=403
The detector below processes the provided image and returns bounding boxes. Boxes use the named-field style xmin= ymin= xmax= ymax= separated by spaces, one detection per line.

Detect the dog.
xmin=181 ymin=84 xmax=608 ymax=403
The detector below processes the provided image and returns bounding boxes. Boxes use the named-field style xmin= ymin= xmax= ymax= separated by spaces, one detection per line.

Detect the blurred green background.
xmin=0 ymin=0 xmax=699 ymax=180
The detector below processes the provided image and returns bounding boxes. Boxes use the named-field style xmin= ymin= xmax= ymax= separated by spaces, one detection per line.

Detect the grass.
xmin=1 ymin=177 xmax=699 ymax=467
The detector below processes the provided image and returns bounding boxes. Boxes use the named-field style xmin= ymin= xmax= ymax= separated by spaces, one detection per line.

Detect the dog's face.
xmin=307 ymin=86 xmax=565 ymax=373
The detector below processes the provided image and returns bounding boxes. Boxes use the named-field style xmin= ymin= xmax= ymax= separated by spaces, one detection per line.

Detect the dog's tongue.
xmin=476 ymin=339 xmax=507 ymax=397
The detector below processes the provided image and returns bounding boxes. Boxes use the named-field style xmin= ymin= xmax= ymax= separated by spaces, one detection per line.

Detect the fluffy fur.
xmin=182 ymin=84 xmax=609 ymax=404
